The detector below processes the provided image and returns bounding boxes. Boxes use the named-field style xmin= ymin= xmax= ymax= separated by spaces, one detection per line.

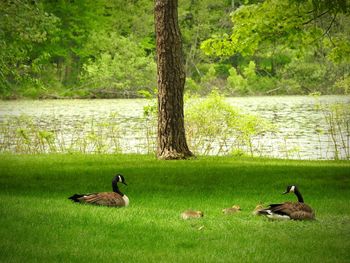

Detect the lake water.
xmin=0 ymin=95 xmax=349 ymax=159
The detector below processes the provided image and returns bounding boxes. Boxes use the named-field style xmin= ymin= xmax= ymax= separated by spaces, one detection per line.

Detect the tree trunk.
xmin=154 ymin=0 xmax=193 ymax=159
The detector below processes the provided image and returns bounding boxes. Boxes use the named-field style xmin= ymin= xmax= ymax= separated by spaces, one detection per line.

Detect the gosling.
xmin=181 ymin=210 xmax=204 ymax=220
xmin=252 ymin=204 xmax=264 ymax=215
xmin=222 ymin=205 xmax=241 ymax=215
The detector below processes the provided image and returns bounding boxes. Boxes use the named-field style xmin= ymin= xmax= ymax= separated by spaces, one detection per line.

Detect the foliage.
xmin=226 ymin=67 xmax=248 ymax=94
xmin=185 ymin=91 xmax=275 ymax=155
xmin=201 ymin=0 xmax=349 ymax=57
xmin=322 ymin=103 xmax=350 ymax=160
xmin=80 ymin=34 xmax=156 ymax=98
xmin=0 ymin=0 xmax=349 ymax=98
xmin=0 ymin=114 xmax=122 ymax=154
xmin=333 ymin=74 xmax=350 ymax=94
xmin=200 ymin=0 xmax=350 ymax=96
xmin=185 ymin=77 xmax=202 ymax=94
xmin=280 ymin=58 xmax=328 ymax=94
xmin=179 ymin=0 xmax=233 ymax=79
xmin=2 ymin=95 xmax=349 ymax=160
xmin=0 ymin=0 xmax=60 ymax=96
xmin=225 ymin=61 xmax=279 ymax=95
xmin=311 ymin=96 xmax=350 ymax=160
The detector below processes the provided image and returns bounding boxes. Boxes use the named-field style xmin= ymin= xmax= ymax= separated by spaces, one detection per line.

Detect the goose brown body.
xmin=69 ymin=174 xmax=129 ymax=207
xmin=258 ymin=185 xmax=315 ymax=220
xmin=73 ymin=192 xmax=128 ymax=206
xmin=266 ymin=201 xmax=314 ymax=220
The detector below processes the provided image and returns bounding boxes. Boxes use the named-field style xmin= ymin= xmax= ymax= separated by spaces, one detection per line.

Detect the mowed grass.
xmin=0 ymin=154 xmax=349 ymax=263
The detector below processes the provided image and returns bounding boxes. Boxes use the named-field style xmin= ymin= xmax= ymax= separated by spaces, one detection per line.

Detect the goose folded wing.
xmin=81 ymin=192 xmax=124 ymax=206
xmin=270 ymin=202 xmax=312 ymax=215
xmin=268 ymin=203 xmax=284 ymax=209
xmin=269 ymin=202 xmax=296 ymax=216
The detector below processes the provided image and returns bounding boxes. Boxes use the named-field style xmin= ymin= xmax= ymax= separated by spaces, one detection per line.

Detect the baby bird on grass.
xmin=252 ymin=204 xmax=265 ymax=215
xmin=222 ymin=205 xmax=241 ymax=215
xmin=181 ymin=210 xmax=204 ymax=220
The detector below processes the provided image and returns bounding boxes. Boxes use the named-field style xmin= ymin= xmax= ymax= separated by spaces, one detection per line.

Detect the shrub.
xmin=333 ymin=74 xmax=350 ymax=95
xmin=185 ymin=91 xmax=275 ymax=155
xmin=226 ymin=67 xmax=248 ymax=94
xmin=80 ymin=35 xmax=156 ymax=97
xmin=280 ymin=59 xmax=328 ymax=93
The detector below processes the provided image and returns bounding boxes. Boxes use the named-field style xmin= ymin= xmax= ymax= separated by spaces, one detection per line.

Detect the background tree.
xmin=0 ymin=0 xmax=59 ymax=97
xmin=201 ymin=0 xmax=350 ymax=95
xmin=1 ymin=0 xmax=349 ymax=99
xmin=154 ymin=0 xmax=193 ymax=159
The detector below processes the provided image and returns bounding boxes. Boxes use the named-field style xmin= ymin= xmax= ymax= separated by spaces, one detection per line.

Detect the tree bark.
xmin=154 ymin=0 xmax=193 ymax=159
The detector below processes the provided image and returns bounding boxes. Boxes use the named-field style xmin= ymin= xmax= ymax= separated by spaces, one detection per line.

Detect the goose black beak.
xmin=282 ymin=191 xmax=288 ymax=195
xmin=123 ymin=182 xmax=128 ymax=186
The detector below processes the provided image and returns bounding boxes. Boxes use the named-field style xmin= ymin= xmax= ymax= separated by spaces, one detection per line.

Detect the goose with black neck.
xmin=69 ymin=174 xmax=129 ymax=207
xmin=257 ymin=185 xmax=315 ymax=220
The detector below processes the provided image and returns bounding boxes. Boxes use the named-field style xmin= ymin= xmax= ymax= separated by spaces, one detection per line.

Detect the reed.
xmin=0 ymin=97 xmax=349 ymax=160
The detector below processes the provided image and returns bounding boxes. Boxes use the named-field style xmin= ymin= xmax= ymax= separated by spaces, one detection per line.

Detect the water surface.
xmin=0 ymin=95 xmax=349 ymax=159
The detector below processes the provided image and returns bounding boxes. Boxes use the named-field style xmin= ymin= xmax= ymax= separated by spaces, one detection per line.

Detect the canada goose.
xmin=181 ymin=210 xmax=204 ymax=220
xmin=222 ymin=205 xmax=241 ymax=214
xmin=257 ymin=185 xmax=315 ymax=220
xmin=68 ymin=174 xmax=129 ymax=207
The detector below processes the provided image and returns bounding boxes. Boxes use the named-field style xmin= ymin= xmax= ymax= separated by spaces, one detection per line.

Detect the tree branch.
xmin=306 ymin=13 xmax=337 ymax=46
xmin=322 ymin=13 xmax=337 ymax=39
xmin=303 ymin=9 xmax=330 ymax=25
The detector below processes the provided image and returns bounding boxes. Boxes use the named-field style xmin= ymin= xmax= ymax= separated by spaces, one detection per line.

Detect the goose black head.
xmin=283 ymin=185 xmax=297 ymax=194
xmin=113 ymin=174 xmax=127 ymax=185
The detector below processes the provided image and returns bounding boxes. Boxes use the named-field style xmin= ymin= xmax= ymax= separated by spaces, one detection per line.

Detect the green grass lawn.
xmin=0 ymin=154 xmax=349 ymax=262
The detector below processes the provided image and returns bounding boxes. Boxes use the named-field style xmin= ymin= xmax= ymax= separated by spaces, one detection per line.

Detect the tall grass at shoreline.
xmin=1 ymin=97 xmax=349 ymax=159
xmin=0 ymin=154 xmax=349 ymax=262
